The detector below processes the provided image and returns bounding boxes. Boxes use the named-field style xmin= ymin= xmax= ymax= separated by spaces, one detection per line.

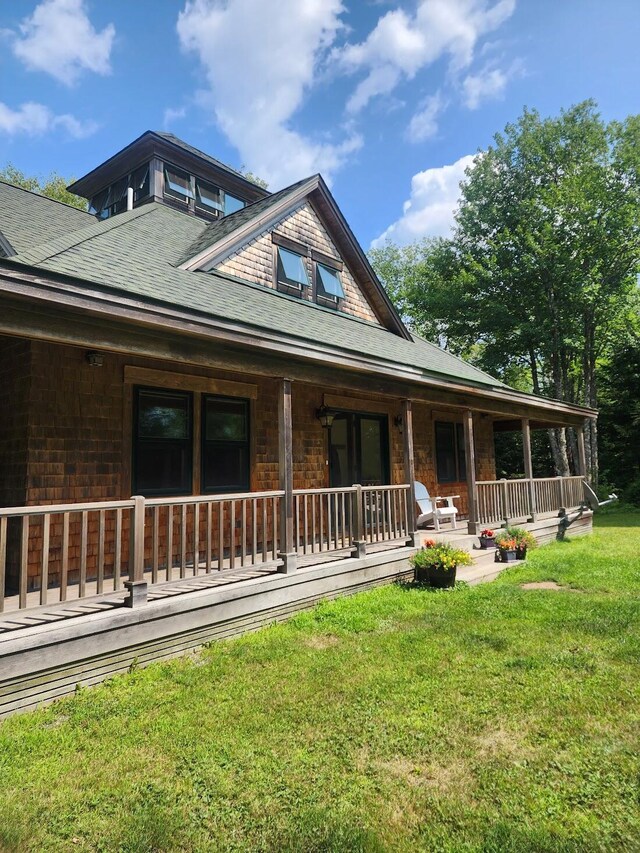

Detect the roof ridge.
xmin=0 ymin=178 xmax=93 ymax=218
xmin=14 ymin=204 xmax=157 ymax=265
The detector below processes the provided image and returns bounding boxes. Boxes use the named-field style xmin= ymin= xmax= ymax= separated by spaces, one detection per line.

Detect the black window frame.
xmin=328 ymin=411 xmax=390 ymax=487
xmin=435 ymin=421 xmax=467 ymax=484
xmin=133 ymin=386 xmax=193 ymax=497
xmin=314 ymin=261 xmax=344 ymax=309
xmin=201 ymin=394 xmax=251 ymax=494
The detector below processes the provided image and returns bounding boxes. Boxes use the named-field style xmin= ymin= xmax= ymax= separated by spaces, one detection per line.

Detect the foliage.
xmin=598 ymin=322 xmax=640 ymax=493
xmin=622 ymin=477 xmax=640 ymax=507
xmin=410 ymin=542 xmax=473 ymax=572
xmin=0 ymin=510 xmax=638 ymax=850
xmin=506 ymin=527 xmax=537 ymax=550
xmin=370 ymin=101 xmax=640 ymax=481
xmin=240 ymin=168 xmax=269 ymax=189
xmin=0 ymin=163 xmax=88 ymax=210
xmin=494 ymin=532 xmax=517 ymax=550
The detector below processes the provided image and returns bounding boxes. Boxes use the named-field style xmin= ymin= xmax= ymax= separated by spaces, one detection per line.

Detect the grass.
xmin=0 ymin=509 xmax=639 ymax=852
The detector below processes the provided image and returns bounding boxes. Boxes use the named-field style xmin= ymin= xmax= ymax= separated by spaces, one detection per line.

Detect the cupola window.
xmin=164 ymin=164 xmax=194 ymax=203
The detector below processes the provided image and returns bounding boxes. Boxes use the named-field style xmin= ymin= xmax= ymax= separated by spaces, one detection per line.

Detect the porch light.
xmin=316 ymin=405 xmax=336 ymax=429
xmin=85 ymin=351 xmax=104 ymax=367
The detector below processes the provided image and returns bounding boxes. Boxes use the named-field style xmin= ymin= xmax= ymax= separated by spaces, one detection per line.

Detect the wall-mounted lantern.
xmin=316 ymin=405 xmax=336 ymax=429
xmin=85 ymin=351 xmax=104 ymax=367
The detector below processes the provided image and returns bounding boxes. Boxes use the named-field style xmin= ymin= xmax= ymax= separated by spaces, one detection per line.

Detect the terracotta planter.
xmin=479 ymin=536 xmax=497 ymax=549
xmin=415 ymin=564 xmax=458 ymax=588
xmin=499 ymin=548 xmax=517 ymax=563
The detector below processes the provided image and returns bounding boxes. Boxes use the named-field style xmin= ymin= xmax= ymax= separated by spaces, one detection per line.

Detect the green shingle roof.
xmin=0 ymin=180 xmax=93 ymax=257
xmin=3 ymin=192 xmax=505 ymax=390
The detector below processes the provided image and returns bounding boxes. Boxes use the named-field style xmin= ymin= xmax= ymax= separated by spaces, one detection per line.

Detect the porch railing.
xmin=0 ymin=484 xmax=412 ymax=613
xmin=476 ymin=476 xmax=585 ymax=526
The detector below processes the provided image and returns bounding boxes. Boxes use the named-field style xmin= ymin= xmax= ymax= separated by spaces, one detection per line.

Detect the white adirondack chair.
xmin=414 ymin=481 xmax=459 ymax=531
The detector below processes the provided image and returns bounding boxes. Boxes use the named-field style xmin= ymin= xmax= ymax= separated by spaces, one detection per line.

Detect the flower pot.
xmin=415 ymin=563 xmax=457 ymax=588
xmin=500 ymin=549 xmax=517 ymax=563
xmin=479 ymin=536 xmax=497 ymax=549
xmin=516 ymin=546 xmax=527 ymax=560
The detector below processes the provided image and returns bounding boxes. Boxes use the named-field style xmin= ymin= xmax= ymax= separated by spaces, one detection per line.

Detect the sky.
xmin=0 ymin=0 xmax=639 ymax=250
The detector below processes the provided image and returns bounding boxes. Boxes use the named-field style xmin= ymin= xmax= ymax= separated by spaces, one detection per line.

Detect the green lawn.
xmin=1 ymin=510 xmax=639 ymax=852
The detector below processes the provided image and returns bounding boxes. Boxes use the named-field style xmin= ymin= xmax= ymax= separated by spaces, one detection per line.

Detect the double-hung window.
xmin=435 ymin=421 xmax=466 ymax=484
xmin=202 ymin=396 xmax=250 ymax=493
xmin=134 ymin=388 xmax=193 ymax=496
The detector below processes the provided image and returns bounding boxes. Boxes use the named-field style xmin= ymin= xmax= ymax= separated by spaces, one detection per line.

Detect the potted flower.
xmin=494 ymin=531 xmax=517 ymax=562
xmin=509 ymin=527 xmax=537 ymax=560
xmin=410 ymin=542 xmax=473 ymax=588
xmin=479 ymin=528 xmax=497 ymax=549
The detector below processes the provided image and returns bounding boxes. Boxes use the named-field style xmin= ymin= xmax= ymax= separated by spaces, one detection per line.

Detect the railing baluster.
xmin=180 ymin=504 xmax=187 ymax=578
xmin=241 ymin=499 xmax=246 ymax=568
xmin=218 ymin=501 xmax=225 ymax=571
xmin=251 ymin=499 xmax=257 ymax=565
xmin=79 ymin=511 xmax=88 ymax=600
xmin=272 ymin=496 xmax=278 ymax=561
xmin=206 ymin=501 xmax=213 ymax=573
xmin=61 ymin=511 xmax=70 ymax=600
xmin=152 ymin=506 xmax=159 ymax=584
xmin=262 ymin=498 xmax=268 ymax=563
xmin=114 ymin=508 xmax=122 ymax=591
xmin=96 ymin=510 xmax=105 ymax=595
xmin=193 ymin=502 xmax=200 ymax=576
xmin=19 ymin=515 xmax=29 ymax=609
xmin=40 ymin=514 xmax=50 ymax=606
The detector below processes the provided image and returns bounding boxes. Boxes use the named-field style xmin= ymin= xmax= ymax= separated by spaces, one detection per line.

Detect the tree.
xmin=0 ymin=164 xmax=88 ymax=210
xmin=372 ymin=101 xmax=640 ymax=480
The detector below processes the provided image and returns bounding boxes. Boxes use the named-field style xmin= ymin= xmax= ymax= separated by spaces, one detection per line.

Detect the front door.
xmin=329 ymin=412 xmax=390 ymax=487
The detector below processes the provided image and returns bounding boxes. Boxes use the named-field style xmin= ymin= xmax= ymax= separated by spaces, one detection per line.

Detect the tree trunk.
xmin=548 ymin=428 xmax=570 ymax=476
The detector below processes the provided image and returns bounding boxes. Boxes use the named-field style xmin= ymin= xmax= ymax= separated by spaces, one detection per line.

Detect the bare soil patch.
xmin=520 ymin=581 xmax=582 ymax=592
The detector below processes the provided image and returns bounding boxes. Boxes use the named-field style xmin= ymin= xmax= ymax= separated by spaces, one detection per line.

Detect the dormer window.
xmin=316 ymin=262 xmax=345 ymax=306
xmin=195 ymin=178 xmax=223 ymax=216
xmin=276 ymin=246 xmax=310 ymax=293
xmin=164 ymin=164 xmax=194 ymax=203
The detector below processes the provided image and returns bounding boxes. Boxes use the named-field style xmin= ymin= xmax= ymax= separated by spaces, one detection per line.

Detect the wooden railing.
xmin=476 ymin=476 xmax=585 ymax=526
xmin=0 ymin=484 xmax=413 ymax=613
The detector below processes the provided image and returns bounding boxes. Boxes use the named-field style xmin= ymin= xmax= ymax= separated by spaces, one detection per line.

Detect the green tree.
xmin=372 ymin=101 xmax=640 ymax=480
xmin=0 ymin=163 xmax=87 ymax=210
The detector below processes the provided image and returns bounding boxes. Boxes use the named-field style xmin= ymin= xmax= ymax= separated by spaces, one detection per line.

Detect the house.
xmin=0 ymin=132 xmax=595 ymax=714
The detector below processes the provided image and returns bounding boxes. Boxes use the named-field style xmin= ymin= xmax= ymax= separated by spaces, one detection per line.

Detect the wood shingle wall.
xmin=216 ymin=202 xmax=380 ymax=323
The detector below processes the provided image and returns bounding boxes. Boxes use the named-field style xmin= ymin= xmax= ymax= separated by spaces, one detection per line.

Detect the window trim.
xmin=315 ymin=261 xmax=345 ymax=306
xmin=434 ymin=420 xmax=467 ymax=484
xmin=201 ymin=394 xmax=251 ymax=494
xmin=132 ymin=386 xmax=194 ymax=497
xmin=328 ymin=410 xmax=391 ymax=488
xmin=163 ymin=162 xmax=194 ymax=203
xmin=275 ymin=244 xmax=310 ymax=294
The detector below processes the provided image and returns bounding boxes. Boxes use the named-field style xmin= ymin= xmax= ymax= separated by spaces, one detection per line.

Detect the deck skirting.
xmin=0 ymin=547 xmax=414 ymax=718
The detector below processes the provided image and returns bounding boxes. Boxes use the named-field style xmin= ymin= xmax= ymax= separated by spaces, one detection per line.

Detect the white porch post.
xmin=463 ymin=409 xmax=478 ymax=535
xmin=277 ymin=378 xmax=297 ymax=573
xmin=522 ymin=418 xmax=537 ymax=521
xmin=402 ymin=399 xmax=419 ymax=545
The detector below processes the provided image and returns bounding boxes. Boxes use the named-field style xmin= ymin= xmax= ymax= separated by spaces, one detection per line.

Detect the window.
xmin=131 ymin=164 xmax=150 ymax=203
xmin=276 ymin=246 xmax=310 ymax=291
xmin=329 ymin=412 xmax=389 ymax=487
xmin=164 ymin=164 xmax=194 ymax=203
xmin=435 ymin=421 xmax=467 ymax=483
xmin=134 ymin=389 xmax=192 ymax=496
xmin=202 ymin=396 xmax=250 ymax=492
xmin=196 ymin=178 xmax=223 ymax=215
xmin=316 ymin=262 xmax=345 ymax=305
xmin=224 ymin=193 xmax=245 ymax=215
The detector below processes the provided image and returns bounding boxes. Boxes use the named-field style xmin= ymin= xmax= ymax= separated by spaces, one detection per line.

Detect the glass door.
xmin=329 ymin=412 xmax=390 ymax=487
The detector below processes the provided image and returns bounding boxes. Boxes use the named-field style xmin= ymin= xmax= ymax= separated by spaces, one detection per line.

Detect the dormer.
xmin=67 ymin=130 xmax=270 ymax=222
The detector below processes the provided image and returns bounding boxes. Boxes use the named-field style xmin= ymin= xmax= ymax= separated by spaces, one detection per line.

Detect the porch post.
xmin=402 ymin=400 xmax=419 ymax=546
xmin=463 ymin=409 xmax=479 ymax=535
xmin=277 ymin=378 xmax=297 ymax=573
xmin=522 ymin=418 xmax=537 ymax=521
xmin=577 ymin=420 xmax=588 ymax=481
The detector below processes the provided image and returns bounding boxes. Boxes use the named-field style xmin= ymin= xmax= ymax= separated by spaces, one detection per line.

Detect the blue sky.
xmin=1 ymin=0 xmax=639 ymax=249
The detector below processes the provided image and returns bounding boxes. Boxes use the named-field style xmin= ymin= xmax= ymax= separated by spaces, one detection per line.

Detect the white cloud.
xmin=337 ymin=0 xmax=516 ymax=113
xmin=462 ymin=61 xmax=519 ymax=108
xmin=406 ymin=92 xmax=445 ymax=143
xmin=0 ymin=101 xmax=97 ymax=138
xmin=371 ymin=154 xmax=474 ymax=246
xmin=163 ymin=106 xmax=187 ymax=127
xmin=12 ymin=0 xmax=115 ymax=85
xmin=176 ymin=0 xmax=361 ymax=188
